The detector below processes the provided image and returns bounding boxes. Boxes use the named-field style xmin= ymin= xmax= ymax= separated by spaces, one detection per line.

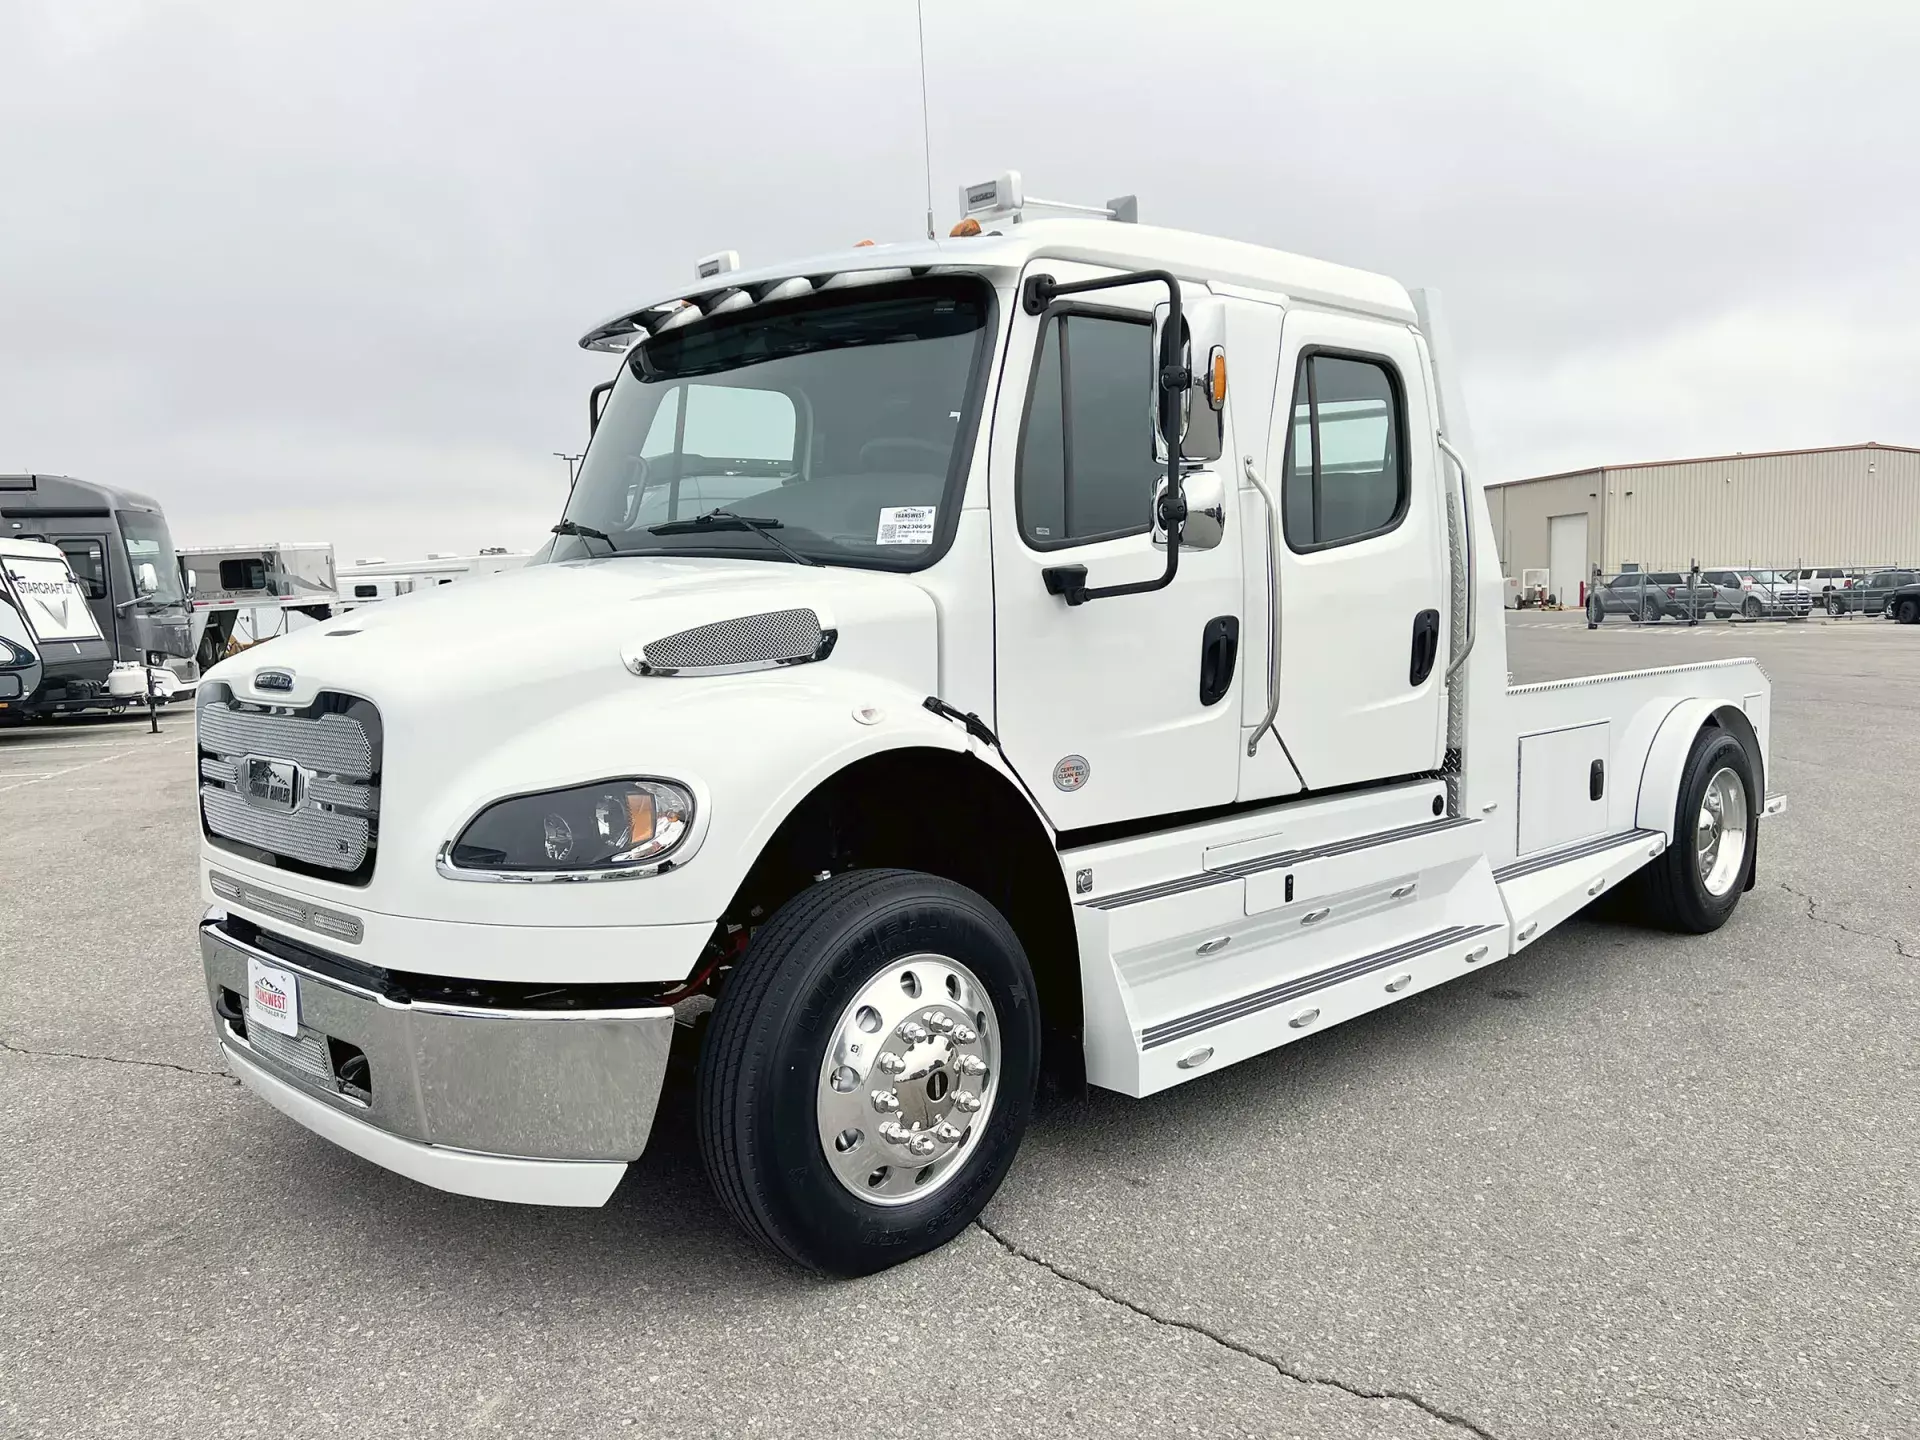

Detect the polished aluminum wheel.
xmin=1695 ymin=765 xmax=1749 ymax=897
xmin=816 ymin=953 xmax=998 ymax=1206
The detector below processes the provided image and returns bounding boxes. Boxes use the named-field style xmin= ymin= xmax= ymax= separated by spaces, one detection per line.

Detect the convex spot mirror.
xmin=1151 ymin=293 xmax=1226 ymax=466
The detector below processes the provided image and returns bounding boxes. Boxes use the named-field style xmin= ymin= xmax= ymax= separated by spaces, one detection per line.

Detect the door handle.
xmin=1198 ymin=616 xmax=1239 ymax=706
xmin=1409 ymin=609 xmax=1440 ymax=686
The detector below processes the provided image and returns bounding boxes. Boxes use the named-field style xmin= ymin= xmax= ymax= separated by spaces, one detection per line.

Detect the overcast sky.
xmin=3 ymin=0 xmax=1915 ymax=561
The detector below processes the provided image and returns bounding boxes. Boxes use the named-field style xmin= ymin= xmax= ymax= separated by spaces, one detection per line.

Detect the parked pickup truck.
xmin=195 ymin=175 xmax=1784 ymax=1274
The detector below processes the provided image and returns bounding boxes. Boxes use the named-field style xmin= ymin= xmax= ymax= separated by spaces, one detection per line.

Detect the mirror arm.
xmin=589 ymin=379 xmax=615 ymax=437
xmin=1026 ymin=269 xmax=1186 ymax=605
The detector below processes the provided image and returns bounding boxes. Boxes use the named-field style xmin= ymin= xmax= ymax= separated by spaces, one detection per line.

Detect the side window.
xmin=55 ymin=539 xmax=108 ymax=599
xmin=1282 ymin=353 xmax=1406 ymax=550
xmin=352 ymin=584 xmax=378 ymax=599
xmin=219 ymin=558 xmax=267 ymax=591
xmin=1017 ymin=310 xmax=1157 ymax=548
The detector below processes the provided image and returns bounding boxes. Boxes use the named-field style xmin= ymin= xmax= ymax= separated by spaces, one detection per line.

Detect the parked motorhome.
xmin=0 ymin=475 xmax=193 ymax=673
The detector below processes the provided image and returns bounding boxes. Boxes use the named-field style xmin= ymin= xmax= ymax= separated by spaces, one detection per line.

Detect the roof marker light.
xmin=695 ymin=250 xmax=740 ymax=280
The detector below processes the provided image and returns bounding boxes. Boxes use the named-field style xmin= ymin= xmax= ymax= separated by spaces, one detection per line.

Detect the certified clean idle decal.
xmin=1052 ymin=755 xmax=1090 ymax=792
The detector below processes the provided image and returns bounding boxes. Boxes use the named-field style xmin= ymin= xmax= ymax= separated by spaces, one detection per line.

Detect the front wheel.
xmin=697 ymin=870 xmax=1040 ymax=1276
xmin=1826 ymin=595 xmax=1846 ymax=618
xmin=1625 ymin=728 xmax=1757 ymax=933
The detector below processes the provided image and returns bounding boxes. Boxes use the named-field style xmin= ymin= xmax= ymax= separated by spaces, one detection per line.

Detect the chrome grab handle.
xmin=1437 ymin=434 xmax=1475 ymax=683
xmin=1241 ymin=454 xmax=1281 ymax=756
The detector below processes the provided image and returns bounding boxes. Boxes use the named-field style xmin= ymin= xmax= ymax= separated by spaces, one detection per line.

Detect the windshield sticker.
xmin=875 ymin=506 xmax=936 ymax=546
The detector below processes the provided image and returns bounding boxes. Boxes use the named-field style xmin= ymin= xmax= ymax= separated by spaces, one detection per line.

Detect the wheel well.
xmin=721 ymin=747 xmax=1082 ymax=1091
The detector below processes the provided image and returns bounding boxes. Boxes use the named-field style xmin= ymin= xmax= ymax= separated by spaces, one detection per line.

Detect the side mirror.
xmin=184 ymin=570 xmax=199 ymax=596
xmin=1151 ymin=294 xmax=1226 ymax=465
xmin=1155 ymin=470 xmax=1226 ymax=551
xmin=134 ymin=561 xmax=159 ymax=597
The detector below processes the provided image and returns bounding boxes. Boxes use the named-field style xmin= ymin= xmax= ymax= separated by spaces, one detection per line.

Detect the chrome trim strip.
xmin=435 ymin=841 xmax=681 ymax=884
xmin=1085 ymin=815 xmax=1477 ymax=911
xmin=207 ymin=869 xmax=366 ymax=943
xmin=1493 ymin=828 xmax=1661 ymax=884
xmin=1141 ymin=922 xmax=1503 ymax=1050
xmin=1437 ymin=434 xmax=1475 ymax=683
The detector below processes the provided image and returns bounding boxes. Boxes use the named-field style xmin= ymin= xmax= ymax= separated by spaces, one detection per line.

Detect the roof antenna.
xmin=916 ymin=0 xmax=935 ymax=239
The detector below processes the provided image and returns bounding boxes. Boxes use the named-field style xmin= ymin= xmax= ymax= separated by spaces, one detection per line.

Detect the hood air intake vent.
xmin=626 ymin=608 xmax=836 ymax=678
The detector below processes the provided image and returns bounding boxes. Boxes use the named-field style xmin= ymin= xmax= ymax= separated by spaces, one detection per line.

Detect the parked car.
xmin=1791 ymin=567 xmax=1852 ymax=604
xmin=1588 ymin=571 xmax=1706 ymax=623
xmin=1827 ymin=568 xmax=1917 ymax=617
xmin=1701 ymin=568 xmax=1812 ymax=620
xmin=1891 ymin=581 xmax=1920 ymax=625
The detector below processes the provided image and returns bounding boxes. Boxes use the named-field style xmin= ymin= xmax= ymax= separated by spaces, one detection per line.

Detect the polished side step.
xmin=1142 ymin=922 xmax=1502 ymax=1051
xmin=1497 ymin=828 xmax=1668 ymax=954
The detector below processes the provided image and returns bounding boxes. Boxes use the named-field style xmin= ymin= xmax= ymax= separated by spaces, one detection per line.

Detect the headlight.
xmin=447 ymin=779 xmax=694 ymax=874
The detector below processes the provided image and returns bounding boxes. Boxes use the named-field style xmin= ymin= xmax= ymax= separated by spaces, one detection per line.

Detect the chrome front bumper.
xmin=201 ymin=917 xmax=674 ymax=1206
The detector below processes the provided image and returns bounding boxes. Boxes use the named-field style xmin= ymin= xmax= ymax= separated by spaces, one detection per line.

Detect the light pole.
xmin=552 ymin=452 xmax=583 ymax=487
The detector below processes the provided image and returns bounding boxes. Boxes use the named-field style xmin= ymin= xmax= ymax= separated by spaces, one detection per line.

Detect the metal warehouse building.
xmin=1487 ymin=442 xmax=1920 ymax=604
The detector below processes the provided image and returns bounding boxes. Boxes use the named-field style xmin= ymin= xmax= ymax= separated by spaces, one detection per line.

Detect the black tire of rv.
xmin=696 ymin=869 xmax=1040 ymax=1277
xmin=1627 ymin=729 xmax=1757 ymax=934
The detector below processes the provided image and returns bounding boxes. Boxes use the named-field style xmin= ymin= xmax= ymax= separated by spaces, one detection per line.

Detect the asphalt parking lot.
xmin=3 ymin=614 xmax=1914 ymax=1440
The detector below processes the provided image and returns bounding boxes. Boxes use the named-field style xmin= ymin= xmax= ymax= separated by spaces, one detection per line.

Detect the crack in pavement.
xmin=974 ymin=1217 xmax=1504 ymax=1440
xmin=0 ymin=1035 xmax=237 ymax=1084
xmin=1777 ymin=882 xmax=1917 ymax=959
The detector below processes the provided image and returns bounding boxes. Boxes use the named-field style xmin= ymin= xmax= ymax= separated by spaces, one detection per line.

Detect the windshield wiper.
xmin=551 ymin=518 xmax=616 ymax=555
xmin=647 ymin=510 xmax=819 ymax=567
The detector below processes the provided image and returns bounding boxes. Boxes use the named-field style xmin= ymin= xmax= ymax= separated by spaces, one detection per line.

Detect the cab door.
xmin=1261 ymin=310 xmax=1447 ymax=791
xmin=989 ymin=263 xmax=1245 ymax=831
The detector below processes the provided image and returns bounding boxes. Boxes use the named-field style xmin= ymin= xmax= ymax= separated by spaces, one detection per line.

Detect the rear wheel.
xmin=1641 ymin=600 xmax=1662 ymax=624
xmin=697 ymin=869 xmax=1040 ymax=1276
xmin=1743 ymin=596 xmax=1763 ymax=619
xmin=1626 ymin=729 xmax=1756 ymax=933
xmin=1897 ymin=598 xmax=1920 ymax=625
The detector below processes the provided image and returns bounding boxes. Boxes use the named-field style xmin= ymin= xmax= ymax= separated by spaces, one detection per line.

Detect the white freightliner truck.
xmin=196 ymin=177 xmax=1783 ymax=1275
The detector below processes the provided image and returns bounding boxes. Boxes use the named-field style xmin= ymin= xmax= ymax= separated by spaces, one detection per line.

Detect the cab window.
xmin=55 ymin=539 xmax=108 ymax=599
xmin=1282 ymin=353 xmax=1408 ymax=551
xmin=1016 ymin=310 xmax=1157 ymax=549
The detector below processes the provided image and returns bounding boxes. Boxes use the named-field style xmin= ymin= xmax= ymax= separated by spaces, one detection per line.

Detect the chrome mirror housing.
xmin=1153 ymin=469 xmax=1225 ymax=552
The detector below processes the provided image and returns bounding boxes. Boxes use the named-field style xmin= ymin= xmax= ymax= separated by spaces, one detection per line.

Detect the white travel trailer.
xmin=335 ymin=549 xmax=528 ymax=609
xmin=180 ymin=541 xmax=339 ymax=675
xmin=194 ymin=178 xmax=1782 ymax=1276
xmin=0 ymin=536 xmax=116 ymax=718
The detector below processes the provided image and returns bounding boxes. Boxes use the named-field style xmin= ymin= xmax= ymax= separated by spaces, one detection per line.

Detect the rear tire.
xmin=1743 ymin=596 xmax=1763 ymax=619
xmin=1641 ymin=600 xmax=1662 ymax=624
xmin=1897 ymin=598 xmax=1920 ymax=625
xmin=1626 ymin=729 xmax=1756 ymax=934
xmin=697 ymin=869 xmax=1040 ymax=1276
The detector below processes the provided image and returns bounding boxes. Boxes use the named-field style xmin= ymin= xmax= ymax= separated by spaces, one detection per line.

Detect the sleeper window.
xmin=1282 ymin=354 xmax=1407 ymax=550
xmin=55 ymin=539 xmax=108 ymax=600
xmin=1017 ymin=312 xmax=1158 ymax=548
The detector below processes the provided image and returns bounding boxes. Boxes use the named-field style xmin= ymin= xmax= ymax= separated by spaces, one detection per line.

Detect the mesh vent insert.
xmin=640 ymin=609 xmax=827 ymax=674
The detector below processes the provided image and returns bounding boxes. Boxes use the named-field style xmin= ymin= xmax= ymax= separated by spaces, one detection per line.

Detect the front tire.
xmin=1826 ymin=595 xmax=1845 ymax=618
xmin=1626 ymin=728 xmax=1757 ymax=933
xmin=697 ymin=870 xmax=1040 ymax=1276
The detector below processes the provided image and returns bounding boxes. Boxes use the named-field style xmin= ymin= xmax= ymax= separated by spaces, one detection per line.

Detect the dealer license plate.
xmin=246 ymin=957 xmax=301 ymax=1038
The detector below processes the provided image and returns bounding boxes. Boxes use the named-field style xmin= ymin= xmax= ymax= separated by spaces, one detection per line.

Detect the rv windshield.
xmin=553 ymin=277 xmax=993 ymax=569
xmin=117 ymin=509 xmax=186 ymax=607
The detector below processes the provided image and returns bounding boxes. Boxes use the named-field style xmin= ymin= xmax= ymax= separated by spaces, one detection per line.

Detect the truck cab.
xmin=194 ymin=181 xmax=1779 ymax=1275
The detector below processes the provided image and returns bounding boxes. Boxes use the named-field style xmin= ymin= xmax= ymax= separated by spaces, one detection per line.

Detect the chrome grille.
xmin=246 ymin=1021 xmax=332 ymax=1080
xmin=198 ymin=688 xmax=380 ymax=878
xmin=639 ymin=608 xmax=824 ymax=674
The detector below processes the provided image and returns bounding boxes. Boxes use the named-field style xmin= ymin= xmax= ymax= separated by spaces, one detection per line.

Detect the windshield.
xmin=553 ymin=278 xmax=993 ymax=568
xmin=117 ymin=509 xmax=187 ymax=607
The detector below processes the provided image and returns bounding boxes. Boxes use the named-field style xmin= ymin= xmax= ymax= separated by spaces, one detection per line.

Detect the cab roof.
xmin=580 ymin=219 xmax=1417 ymax=353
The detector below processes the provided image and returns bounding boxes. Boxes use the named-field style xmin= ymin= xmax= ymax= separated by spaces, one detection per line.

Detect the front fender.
xmin=405 ymin=665 xmax=975 ymax=933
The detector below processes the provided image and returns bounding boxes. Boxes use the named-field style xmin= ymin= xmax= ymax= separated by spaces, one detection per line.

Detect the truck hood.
xmin=205 ymin=554 xmax=938 ymax=710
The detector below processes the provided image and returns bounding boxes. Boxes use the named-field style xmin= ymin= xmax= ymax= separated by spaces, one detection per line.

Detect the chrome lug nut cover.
xmin=815 ymin=954 xmax=1001 ymax=1207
